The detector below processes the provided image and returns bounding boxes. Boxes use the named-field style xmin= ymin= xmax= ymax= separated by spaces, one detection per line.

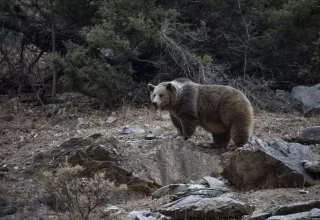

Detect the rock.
xmin=0 ymin=198 xmax=17 ymax=217
xmin=102 ymin=205 xmax=125 ymax=217
xmin=243 ymin=200 xmax=320 ymax=220
xmin=34 ymin=136 xmax=221 ymax=195
xmin=157 ymin=195 xmax=251 ymax=219
xmin=106 ymin=116 xmax=117 ymax=124
xmin=145 ymin=131 xmax=156 ymax=140
xmin=302 ymin=160 xmax=320 ymax=173
xmin=152 ymin=184 xmax=194 ymax=199
xmin=299 ymin=189 xmax=309 ymax=194
xmin=242 ymin=212 xmax=272 ymax=220
xmin=125 ymin=138 xmax=221 ymax=186
xmin=291 ymin=83 xmax=320 ymax=116
xmin=154 ymin=176 xmax=245 ymax=220
xmin=221 ymin=137 xmax=318 ymax=190
xmin=161 ymin=114 xmax=170 ymax=120
xmin=76 ymin=118 xmax=92 ymax=129
xmin=272 ymin=200 xmax=320 ymax=216
xmin=126 ymin=210 xmax=169 ymax=220
xmin=201 ymin=176 xmax=227 ymax=188
xmin=151 ymin=182 xmax=229 ymax=200
xmin=122 ymin=125 xmax=145 ymax=134
xmin=170 ymin=187 xmax=231 ymax=201
xmin=45 ymin=102 xmax=73 ymax=118
xmin=268 ymin=208 xmax=320 ymax=220
xmin=299 ymin=126 xmax=320 ymax=141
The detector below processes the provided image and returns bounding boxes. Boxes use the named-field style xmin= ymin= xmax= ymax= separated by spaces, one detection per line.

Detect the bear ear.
xmin=148 ymin=84 xmax=155 ymax=92
xmin=166 ymin=83 xmax=176 ymax=92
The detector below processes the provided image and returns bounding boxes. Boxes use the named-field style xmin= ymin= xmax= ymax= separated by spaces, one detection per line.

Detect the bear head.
xmin=148 ymin=82 xmax=179 ymax=110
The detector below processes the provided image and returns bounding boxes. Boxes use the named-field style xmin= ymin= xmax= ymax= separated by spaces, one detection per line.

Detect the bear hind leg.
xmin=211 ymin=131 xmax=231 ymax=148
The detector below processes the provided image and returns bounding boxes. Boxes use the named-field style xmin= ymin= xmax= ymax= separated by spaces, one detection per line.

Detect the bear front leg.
xmin=169 ymin=113 xmax=183 ymax=137
xmin=212 ymin=131 xmax=231 ymax=148
xmin=181 ymin=120 xmax=197 ymax=140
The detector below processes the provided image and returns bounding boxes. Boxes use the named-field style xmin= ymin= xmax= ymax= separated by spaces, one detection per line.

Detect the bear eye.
xmin=153 ymin=94 xmax=155 ymax=98
xmin=159 ymin=94 xmax=163 ymax=98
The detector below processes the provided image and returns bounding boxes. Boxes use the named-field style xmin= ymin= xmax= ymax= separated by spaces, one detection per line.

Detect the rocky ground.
xmin=0 ymin=93 xmax=320 ymax=220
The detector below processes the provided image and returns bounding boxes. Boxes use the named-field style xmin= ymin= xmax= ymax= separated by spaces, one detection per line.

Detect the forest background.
xmin=0 ymin=0 xmax=319 ymax=108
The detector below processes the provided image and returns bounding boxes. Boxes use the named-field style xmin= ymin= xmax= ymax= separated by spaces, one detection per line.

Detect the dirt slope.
xmin=0 ymin=95 xmax=319 ymax=219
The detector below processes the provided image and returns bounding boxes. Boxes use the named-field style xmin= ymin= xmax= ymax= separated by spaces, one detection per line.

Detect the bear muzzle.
xmin=152 ymin=102 xmax=158 ymax=108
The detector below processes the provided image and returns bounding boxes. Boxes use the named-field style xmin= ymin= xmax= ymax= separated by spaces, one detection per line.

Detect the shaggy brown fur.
xmin=148 ymin=79 xmax=254 ymax=149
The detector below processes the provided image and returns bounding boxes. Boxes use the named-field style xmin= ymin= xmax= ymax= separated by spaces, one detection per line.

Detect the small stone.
xmin=103 ymin=205 xmax=123 ymax=216
xmin=13 ymin=166 xmax=18 ymax=170
xmin=106 ymin=116 xmax=117 ymax=124
xmin=145 ymin=131 xmax=156 ymax=140
xmin=121 ymin=125 xmax=144 ymax=134
xmin=0 ymin=166 xmax=9 ymax=172
xmin=0 ymin=171 xmax=5 ymax=177
xmin=161 ymin=114 xmax=170 ymax=120
xmin=299 ymin=189 xmax=309 ymax=194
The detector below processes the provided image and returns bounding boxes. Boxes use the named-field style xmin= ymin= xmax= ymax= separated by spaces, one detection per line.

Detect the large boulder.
xmin=155 ymin=177 xmax=252 ymax=220
xmin=291 ymin=83 xmax=320 ymax=116
xmin=157 ymin=196 xmax=251 ymax=220
xmin=33 ymin=135 xmax=221 ymax=195
xmin=299 ymin=126 xmax=320 ymax=142
xmin=221 ymin=137 xmax=319 ymax=190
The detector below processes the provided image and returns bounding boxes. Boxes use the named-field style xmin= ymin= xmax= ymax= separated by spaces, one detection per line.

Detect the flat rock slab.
xmin=291 ymin=83 xmax=320 ymax=116
xmin=243 ymin=200 xmax=320 ymax=220
xmin=157 ymin=195 xmax=251 ymax=219
xmin=272 ymin=200 xmax=320 ymax=216
xmin=221 ymin=137 xmax=318 ymax=190
xmin=268 ymin=208 xmax=320 ymax=220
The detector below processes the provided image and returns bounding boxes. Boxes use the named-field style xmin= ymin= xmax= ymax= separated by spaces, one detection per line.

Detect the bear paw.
xmin=183 ymin=136 xmax=191 ymax=140
xmin=172 ymin=134 xmax=182 ymax=138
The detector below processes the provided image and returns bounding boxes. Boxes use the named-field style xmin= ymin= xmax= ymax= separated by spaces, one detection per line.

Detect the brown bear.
xmin=148 ymin=78 xmax=254 ymax=149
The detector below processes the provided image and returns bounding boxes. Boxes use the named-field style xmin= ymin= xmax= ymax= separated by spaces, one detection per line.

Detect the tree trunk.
xmin=50 ymin=0 xmax=57 ymax=103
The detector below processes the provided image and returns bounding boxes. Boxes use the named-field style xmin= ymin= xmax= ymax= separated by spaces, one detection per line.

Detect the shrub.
xmin=41 ymin=164 xmax=128 ymax=220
